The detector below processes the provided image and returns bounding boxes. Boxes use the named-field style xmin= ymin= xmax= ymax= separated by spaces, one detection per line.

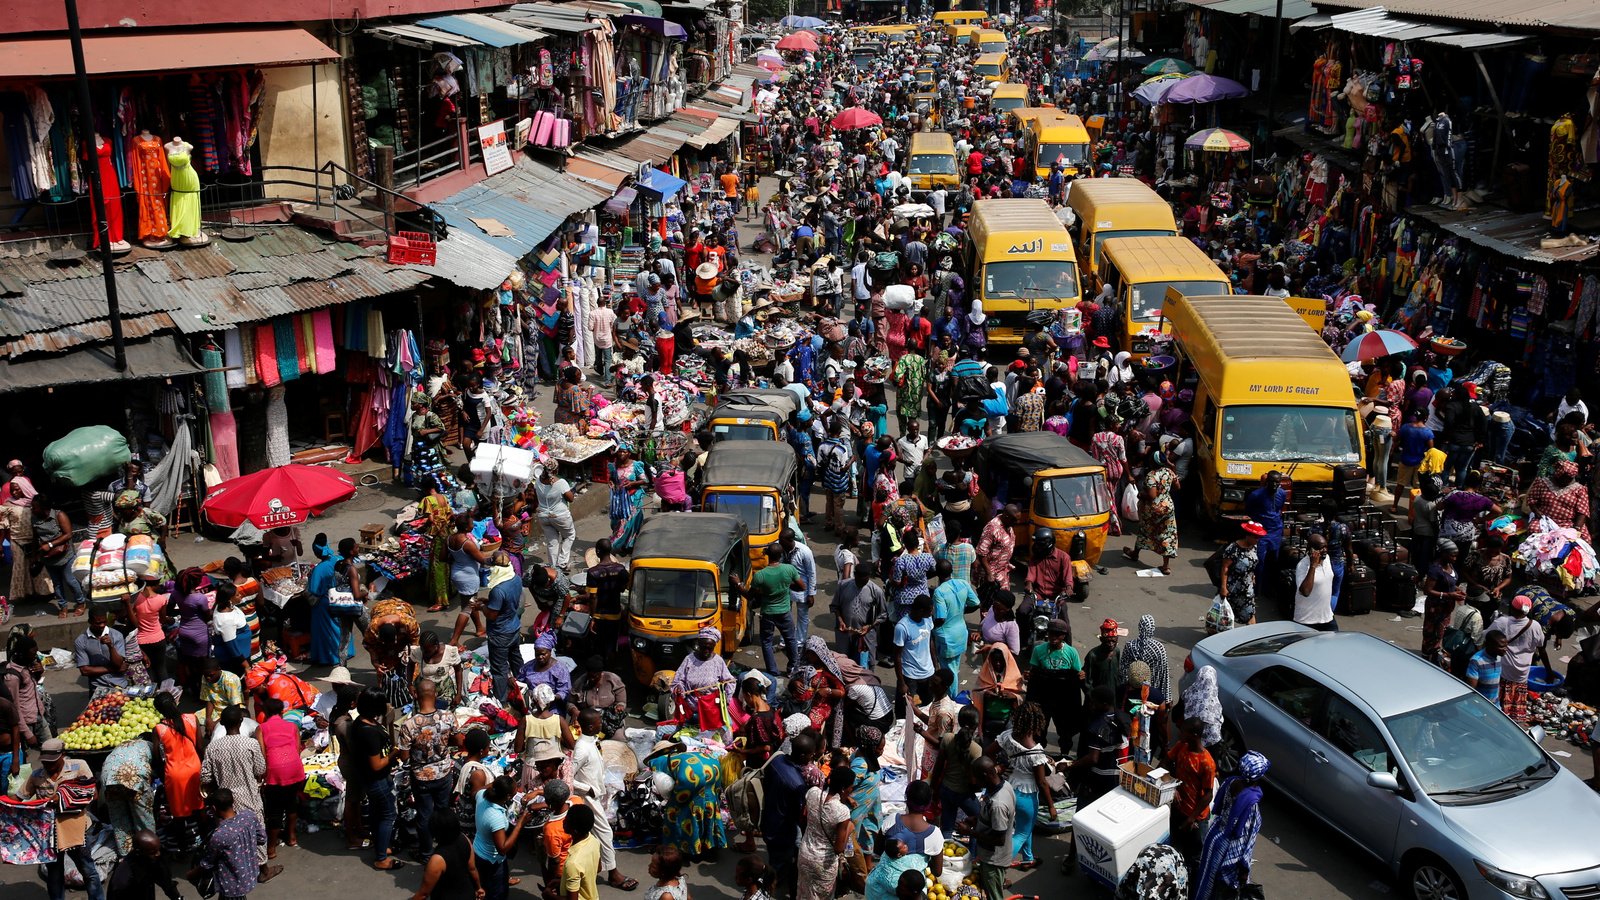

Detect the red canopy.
xmin=775 ymin=31 xmax=818 ymax=51
xmin=201 ymin=464 xmax=357 ymax=529
xmin=831 ymin=107 xmax=883 ymax=130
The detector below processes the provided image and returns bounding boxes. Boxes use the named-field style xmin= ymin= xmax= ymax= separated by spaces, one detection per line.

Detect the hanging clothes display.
xmin=265 ymin=386 xmax=291 ymax=468
xmin=89 ymin=137 xmax=126 ymax=248
xmin=166 ymin=139 xmax=202 ymax=239
xmin=0 ymin=87 xmax=57 ymax=201
xmin=210 ymin=411 xmax=241 ymax=481
xmin=130 ymin=132 xmax=171 ymax=244
xmin=1549 ymin=113 xmax=1586 ymax=216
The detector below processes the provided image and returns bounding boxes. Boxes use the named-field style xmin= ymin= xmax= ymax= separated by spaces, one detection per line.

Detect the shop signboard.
xmin=479 ymin=120 xmax=514 ymax=176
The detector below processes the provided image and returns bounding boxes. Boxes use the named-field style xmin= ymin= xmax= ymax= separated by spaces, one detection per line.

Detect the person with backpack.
xmin=817 ymin=419 xmax=856 ymax=536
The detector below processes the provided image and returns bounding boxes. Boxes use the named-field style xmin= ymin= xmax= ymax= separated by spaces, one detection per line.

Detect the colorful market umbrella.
xmin=775 ymin=31 xmax=819 ymax=52
xmin=754 ymin=51 xmax=785 ymax=71
xmin=1185 ymin=127 xmax=1251 ymax=153
xmin=1131 ymin=77 xmax=1186 ymax=105
xmin=1340 ymin=329 xmax=1420 ymax=363
xmin=831 ymin=107 xmax=883 ymax=130
xmin=779 ymin=14 xmax=825 ymax=28
xmin=1025 ymin=25 xmax=1051 ymax=35
xmin=1142 ymin=57 xmax=1194 ymax=75
xmin=201 ymin=464 xmax=358 ymax=529
xmin=1163 ymin=73 xmax=1250 ymax=104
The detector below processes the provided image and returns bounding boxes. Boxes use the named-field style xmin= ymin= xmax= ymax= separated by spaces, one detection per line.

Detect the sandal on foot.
xmin=1120 ymin=548 xmax=1140 ymax=563
xmin=426 ymin=604 xmax=447 ymax=613
xmin=609 ymin=876 xmax=640 ymax=891
xmin=374 ymin=859 xmax=407 ymax=871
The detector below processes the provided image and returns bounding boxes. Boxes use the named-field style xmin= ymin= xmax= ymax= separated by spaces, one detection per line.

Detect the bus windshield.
xmin=992 ymin=97 xmax=1025 ymax=112
xmin=1038 ymin=142 xmax=1088 ymax=166
xmin=909 ymin=154 xmax=958 ymax=175
xmin=1130 ymin=280 xmax=1230 ymax=321
xmin=984 ymin=260 xmax=1079 ymax=300
xmin=976 ymin=63 xmax=1002 ymax=77
xmin=1220 ymin=405 xmax=1362 ymax=464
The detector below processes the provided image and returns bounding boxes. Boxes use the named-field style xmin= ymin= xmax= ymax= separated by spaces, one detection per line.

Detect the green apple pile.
xmin=60 ymin=693 xmax=160 ymax=751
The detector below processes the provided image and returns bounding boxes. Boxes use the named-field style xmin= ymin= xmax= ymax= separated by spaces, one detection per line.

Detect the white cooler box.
xmin=471 ymin=443 xmax=538 ymax=494
xmin=1073 ymin=787 xmax=1171 ymax=890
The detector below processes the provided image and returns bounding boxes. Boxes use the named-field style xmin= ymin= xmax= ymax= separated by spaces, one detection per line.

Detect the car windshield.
xmin=1385 ymin=693 xmax=1552 ymax=798
xmin=909 ymin=154 xmax=958 ymax=175
xmin=1039 ymin=142 xmax=1088 ymax=166
xmin=1220 ymin=405 xmax=1362 ymax=464
xmin=703 ymin=491 xmax=779 ymax=535
xmin=628 ymin=568 xmax=717 ymax=615
xmin=712 ymin=423 xmax=774 ymax=441
xmin=1034 ymin=474 xmax=1109 ymax=518
xmin=1130 ymin=280 xmax=1230 ymax=321
xmin=984 ymin=260 xmax=1079 ymax=300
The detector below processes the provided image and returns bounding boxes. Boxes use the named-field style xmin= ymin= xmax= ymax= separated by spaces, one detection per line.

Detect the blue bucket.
xmin=1529 ymin=666 xmax=1565 ymax=694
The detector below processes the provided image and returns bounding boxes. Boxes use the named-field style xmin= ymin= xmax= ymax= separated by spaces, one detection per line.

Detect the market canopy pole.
xmin=1262 ymin=0 xmax=1285 ymax=162
xmin=65 ymin=0 xmax=126 ymax=373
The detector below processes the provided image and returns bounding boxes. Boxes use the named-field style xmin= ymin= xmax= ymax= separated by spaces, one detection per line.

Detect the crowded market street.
xmin=4 ymin=5 xmax=1600 ymax=900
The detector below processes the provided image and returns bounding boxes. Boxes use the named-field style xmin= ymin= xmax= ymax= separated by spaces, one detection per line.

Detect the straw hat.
xmin=695 ymin=261 xmax=720 ymax=281
xmin=678 ymin=309 xmax=702 ymax=325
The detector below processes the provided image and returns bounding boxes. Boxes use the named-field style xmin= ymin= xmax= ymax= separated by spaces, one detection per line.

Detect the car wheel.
xmin=1403 ymin=856 xmax=1466 ymax=900
xmin=1215 ymin=724 xmax=1246 ymax=775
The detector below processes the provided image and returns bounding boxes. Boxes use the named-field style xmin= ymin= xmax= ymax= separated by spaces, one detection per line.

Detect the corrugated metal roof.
xmin=415 ymin=14 xmax=548 ymax=47
xmin=432 ymin=227 xmax=520 ymax=290
xmin=432 ymin=156 xmax=613 ymax=258
xmin=0 ymin=225 xmax=431 ymax=344
xmin=1404 ymin=205 xmax=1600 ymax=265
xmin=1289 ymin=13 xmax=1334 ymax=29
xmin=686 ymin=116 xmax=741 ymax=148
xmin=1309 ymin=0 xmax=1600 ymax=30
xmin=0 ymin=335 xmax=203 ymax=394
xmin=566 ymin=157 xmax=634 ymax=190
xmin=1421 ymin=31 xmax=1530 ymax=46
xmin=2 ymin=312 xmax=176 ymax=357
xmin=1328 ymin=7 xmax=1462 ymax=37
xmin=1206 ymin=0 xmax=1317 ymax=16
xmin=365 ymin=23 xmax=486 ymax=48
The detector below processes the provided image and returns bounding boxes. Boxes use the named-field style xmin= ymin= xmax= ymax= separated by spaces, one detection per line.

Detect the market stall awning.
xmin=1200 ymin=0 xmax=1317 ymax=17
xmin=432 ymin=157 xmax=612 ymax=256
xmin=616 ymin=0 xmax=665 ymax=13
xmin=686 ymin=116 xmax=742 ymax=149
xmin=431 ymin=228 xmax=521 ymax=290
xmin=638 ymin=168 xmax=688 ymax=197
xmin=366 ymin=23 xmax=487 ymax=48
xmin=620 ymin=13 xmax=689 ymax=37
xmin=1304 ymin=0 xmax=1600 ymax=32
xmin=604 ymin=187 xmax=639 ymax=215
xmin=415 ymin=14 xmax=550 ymax=47
xmin=0 ymin=26 xmax=338 ymax=78
xmin=0 ymin=336 xmax=202 ymax=394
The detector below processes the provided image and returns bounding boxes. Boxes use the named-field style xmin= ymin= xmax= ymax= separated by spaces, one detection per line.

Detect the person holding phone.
xmin=1292 ymin=534 xmax=1338 ymax=632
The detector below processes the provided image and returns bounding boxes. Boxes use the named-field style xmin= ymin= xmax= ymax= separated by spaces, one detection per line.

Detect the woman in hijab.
xmin=1114 ymin=844 xmax=1188 ymax=900
xmin=1178 ymin=665 xmax=1225 ymax=749
xmin=1120 ymin=615 xmax=1171 ymax=707
xmin=1106 ymin=350 xmax=1135 ymax=386
xmin=802 ymin=636 xmax=849 ymax=744
xmin=959 ymin=300 xmax=988 ymax=355
xmin=672 ymin=627 xmax=736 ymax=730
xmin=975 ymin=643 xmax=1023 ymax=742
xmin=1193 ymin=751 xmax=1270 ymax=900
xmin=518 ymin=631 xmax=571 ymax=709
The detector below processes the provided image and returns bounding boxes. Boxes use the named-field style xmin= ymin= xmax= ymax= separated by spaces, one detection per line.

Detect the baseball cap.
xmin=39 ymin=738 xmax=65 ymax=762
xmin=1511 ymin=595 xmax=1533 ymax=612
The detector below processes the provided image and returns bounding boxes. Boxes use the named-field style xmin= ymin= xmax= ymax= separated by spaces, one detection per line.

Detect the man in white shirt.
xmin=1293 ymin=534 xmax=1337 ymax=631
xmin=929 ymin=187 xmax=947 ymax=226
xmin=589 ymin=295 xmax=618 ymax=386
xmin=1559 ymin=388 xmax=1588 ymax=425
xmin=852 ymin=253 xmax=872 ymax=303
xmin=895 ymin=420 xmax=930 ymax=474
xmin=880 ymin=135 xmax=900 ymax=166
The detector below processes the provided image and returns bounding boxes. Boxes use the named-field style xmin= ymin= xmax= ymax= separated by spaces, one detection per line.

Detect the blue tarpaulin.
xmin=639 ymin=168 xmax=687 ymax=197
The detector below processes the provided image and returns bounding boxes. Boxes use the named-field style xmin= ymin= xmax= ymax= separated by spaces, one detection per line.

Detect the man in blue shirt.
xmin=895 ymin=595 xmax=938 ymax=704
xmin=762 ymin=732 xmax=817 ymax=894
xmin=481 ymin=552 xmax=526 ymax=701
xmin=1243 ymin=470 xmax=1287 ymax=587
xmin=1394 ymin=410 xmax=1435 ymax=509
xmin=932 ymin=559 xmax=979 ymax=693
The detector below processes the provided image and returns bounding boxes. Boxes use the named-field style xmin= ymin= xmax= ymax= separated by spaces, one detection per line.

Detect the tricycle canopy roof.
xmin=631 ymin=512 xmax=748 ymax=565
xmin=980 ymin=431 xmax=1101 ymax=472
xmin=702 ymin=441 xmax=799 ymax=488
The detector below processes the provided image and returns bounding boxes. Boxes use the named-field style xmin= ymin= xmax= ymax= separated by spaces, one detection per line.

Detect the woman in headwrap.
xmin=645 ymin=740 xmax=729 ymax=860
xmin=518 ymin=682 xmax=573 ymax=752
xmin=801 ymin=636 xmax=848 ymax=744
xmin=1114 ymin=843 xmax=1188 ymax=900
xmin=1120 ymin=615 xmax=1171 ymax=708
xmin=959 ymin=300 xmax=988 ymax=355
xmin=672 ymin=627 xmax=736 ymax=730
xmin=1526 ymin=458 xmax=1590 ymax=539
xmin=1193 ymin=751 xmax=1270 ymax=900
xmin=1122 ymin=451 xmax=1179 ymax=575
xmin=518 ymin=631 xmax=571 ymax=709
xmin=975 ymin=643 xmax=1023 ymax=742
xmin=608 ymin=447 xmax=650 ymax=553
xmin=100 ymin=733 xmax=159 ymax=856
xmin=1178 ymin=665 xmax=1225 ymax=749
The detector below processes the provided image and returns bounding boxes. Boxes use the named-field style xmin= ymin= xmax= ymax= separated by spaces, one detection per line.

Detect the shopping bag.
xmin=1206 ymin=594 xmax=1236 ymax=634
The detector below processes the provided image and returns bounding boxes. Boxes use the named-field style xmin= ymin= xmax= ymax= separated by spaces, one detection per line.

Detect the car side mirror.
xmin=1528 ymin=724 xmax=1547 ymax=744
xmin=1366 ymin=771 xmax=1402 ymax=793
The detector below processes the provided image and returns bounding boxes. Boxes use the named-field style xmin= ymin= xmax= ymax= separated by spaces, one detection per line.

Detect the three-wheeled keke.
xmin=700 ymin=441 xmax=801 ymax=569
xmin=707 ymin=387 xmax=801 ymax=441
xmin=626 ymin=513 xmax=753 ymax=685
xmin=976 ymin=431 xmax=1112 ymax=566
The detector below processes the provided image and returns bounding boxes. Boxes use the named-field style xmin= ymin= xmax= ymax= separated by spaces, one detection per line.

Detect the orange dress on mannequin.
xmin=130 ymin=134 xmax=171 ymax=242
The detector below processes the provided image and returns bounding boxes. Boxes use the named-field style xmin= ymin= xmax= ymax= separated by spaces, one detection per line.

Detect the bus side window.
xmin=1200 ymin=395 xmax=1218 ymax=446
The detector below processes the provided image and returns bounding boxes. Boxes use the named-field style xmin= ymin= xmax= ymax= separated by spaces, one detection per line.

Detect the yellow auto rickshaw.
xmin=975 ymin=431 xmax=1111 ymax=565
xmin=626 ymin=512 xmax=752 ymax=685
xmin=707 ymin=387 xmax=801 ymax=442
xmin=700 ymin=441 xmax=801 ymax=569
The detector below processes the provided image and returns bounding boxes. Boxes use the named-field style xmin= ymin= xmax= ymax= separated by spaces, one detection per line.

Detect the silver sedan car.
xmin=1181 ymin=622 xmax=1600 ymax=900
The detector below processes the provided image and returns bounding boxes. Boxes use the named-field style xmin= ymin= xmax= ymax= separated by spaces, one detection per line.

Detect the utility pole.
xmin=65 ymin=0 xmax=125 ymax=372
xmin=1264 ymin=0 xmax=1284 ymax=147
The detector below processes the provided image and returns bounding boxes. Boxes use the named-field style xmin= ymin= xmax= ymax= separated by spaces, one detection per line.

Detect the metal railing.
xmin=392 ymin=132 xmax=465 ymax=188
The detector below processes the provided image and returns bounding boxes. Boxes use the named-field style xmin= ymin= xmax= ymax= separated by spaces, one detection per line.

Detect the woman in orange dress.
xmin=153 ymin=693 xmax=204 ymax=824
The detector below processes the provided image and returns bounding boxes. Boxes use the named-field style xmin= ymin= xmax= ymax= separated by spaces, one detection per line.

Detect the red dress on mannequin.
xmin=88 ymin=138 xmax=125 ymax=248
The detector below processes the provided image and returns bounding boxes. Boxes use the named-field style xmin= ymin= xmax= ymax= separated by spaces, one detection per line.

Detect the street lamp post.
xmin=64 ymin=0 xmax=126 ymax=372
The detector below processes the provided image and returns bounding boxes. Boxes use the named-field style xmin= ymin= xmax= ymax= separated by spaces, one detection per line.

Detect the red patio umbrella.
xmin=831 ymin=107 xmax=884 ymax=130
xmin=775 ymin=31 xmax=819 ymax=52
xmin=201 ymin=464 xmax=358 ymax=529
